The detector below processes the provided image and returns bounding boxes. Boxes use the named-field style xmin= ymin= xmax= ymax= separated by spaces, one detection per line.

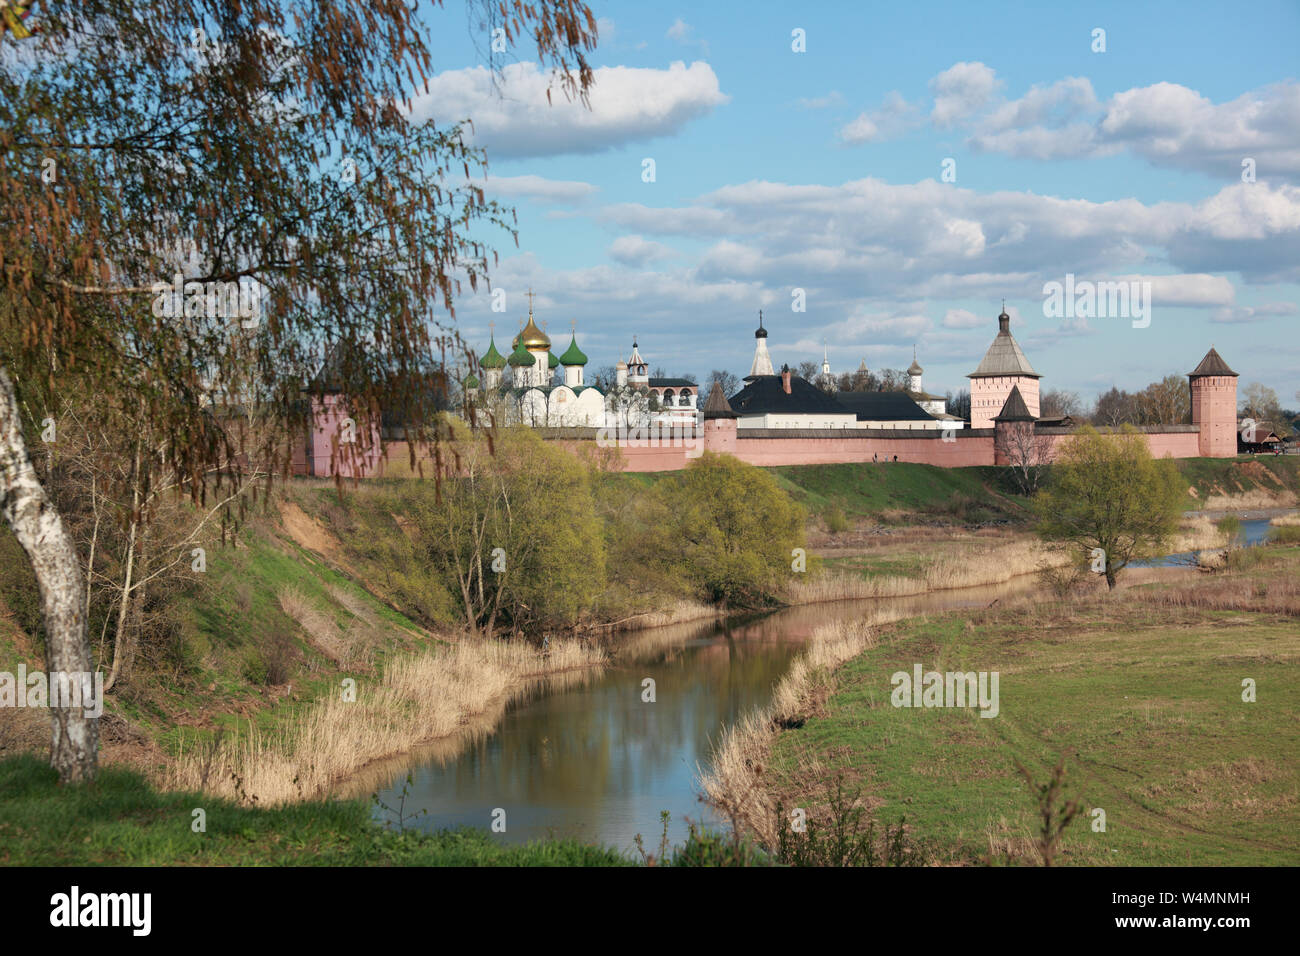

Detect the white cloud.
xmin=840 ymin=91 xmax=921 ymax=144
xmin=479 ymin=174 xmax=598 ymax=203
xmin=666 ymin=18 xmax=692 ymax=42
xmin=981 ymin=77 xmax=1099 ymax=132
xmin=964 ymin=78 xmax=1300 ymax=180
xmin=929 ymin=62 xmax=1001 ymax=128
xmin=799 ymin=91 xmax=844 ymax=110
xmin=1112 ymin=273 xmax=1236 ymax=307
xmin=942 ymin=308 xmax=983 ymax=329
xmin=1212 ymin=301 xmax=1299 ymax=324
xmin=409 ymin=61 xmax=728 ymax=158
xmin=608 ymin=235 xmax=675 ymax=266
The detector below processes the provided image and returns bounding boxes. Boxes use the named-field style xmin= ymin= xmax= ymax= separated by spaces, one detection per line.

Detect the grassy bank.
xmin=704 ymin=545 xmax=1300 ymax=865
xmin=0 ymin=755 xmax=629 ymax=866
xmin=1176 ymin=455 xmax=1300 ymax=510
xmin=2 ymin=454 xmax=1292 ymax=813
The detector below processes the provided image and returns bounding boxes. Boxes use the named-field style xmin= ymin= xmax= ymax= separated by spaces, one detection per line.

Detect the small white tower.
xmin=627 ymin=338 xmax=649 ymax=386
xmin=750 ymin=310 xmax=774 ymax=377
xmin=908 ymin=347 xmax=923 ymax=394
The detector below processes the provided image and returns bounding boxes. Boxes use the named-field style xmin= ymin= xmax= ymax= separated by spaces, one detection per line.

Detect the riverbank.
xmin=701 ymin=543 xmax=1300 ymax=865
xmin=2 ymin=455 xmax=1275 ymax=809
xmin=0 ymin=754 xmax=630 ymax=866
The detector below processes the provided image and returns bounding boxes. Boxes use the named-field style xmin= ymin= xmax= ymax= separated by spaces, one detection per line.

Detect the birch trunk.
xmin=0 ymin=368 xmax=98 ymax=782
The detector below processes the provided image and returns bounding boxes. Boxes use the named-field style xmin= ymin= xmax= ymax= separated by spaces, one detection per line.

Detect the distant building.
xmin=968 ymin=306 xmax=1041 ymax=429
xmin=730 ymin=322 xmax=951 ymax=431
xmin=613 ymin=337 xmax=698 ymax=426
xmin=467 ymin=306 xmax=605 ymax=426
xmin=730 ymin=364 xmax=859 ymax=428
xmin=904 ymin=348 xmax=963 ymax=429
xmin=1188 ymin=347 xmax=1238 ymax=457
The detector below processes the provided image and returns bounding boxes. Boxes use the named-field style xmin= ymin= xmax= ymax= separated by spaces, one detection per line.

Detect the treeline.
xmin=299 ymin=427 xmax=807 ymax=640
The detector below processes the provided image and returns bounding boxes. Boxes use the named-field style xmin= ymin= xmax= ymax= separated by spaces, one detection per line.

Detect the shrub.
xmin=773 ymin=774 xmax=933 ymax=867
xmin=824 ymin=505 xmax=849 ymax=534
xmin=1268 ymin=525 xmax=1300 ymax=545
xmin=652 ymin=452 xmax=806 ymax=608
xmin=1036 ymin=560 xmax=1086 ymax=598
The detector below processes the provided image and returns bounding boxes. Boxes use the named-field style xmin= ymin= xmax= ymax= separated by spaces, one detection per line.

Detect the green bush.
xmin=824 ymin=504 xmax=849 ymax=533
xmin=1268 ymin=525 xmax=1300 ymax=545
xmin=650 ymin=452 xmax=806 ymax=608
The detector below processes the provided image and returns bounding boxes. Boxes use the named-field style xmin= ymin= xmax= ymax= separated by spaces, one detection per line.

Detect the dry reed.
xmin=699 ymin=617 xmax=878 ymax=846
xmin=170 ymin=637 xmax=605 ymax=804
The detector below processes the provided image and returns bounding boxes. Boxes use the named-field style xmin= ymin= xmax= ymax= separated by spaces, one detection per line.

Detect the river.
xmin=363 ymin=574 xmax=1047 ymax=855
xmin=367 ymin=515 xmax=1285 ymax=855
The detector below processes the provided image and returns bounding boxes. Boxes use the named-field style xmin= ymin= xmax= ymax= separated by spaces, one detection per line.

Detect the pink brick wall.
xmin=308 ymin=395 xmax=382 ymax=478
xmin=301 ymin=417 xmax=1213 ymax=480
xmin=971 ymin=376 xmax=1040 ymax=429
xmin=731 ymin=433 xmax=996 ymax=467
xmin=1037 ymin=429 xmax=1200 ymax=461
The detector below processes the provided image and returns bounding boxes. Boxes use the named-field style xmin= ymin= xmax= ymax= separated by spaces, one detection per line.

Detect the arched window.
xmin=663 ymin=388 xmax=675 ymax=406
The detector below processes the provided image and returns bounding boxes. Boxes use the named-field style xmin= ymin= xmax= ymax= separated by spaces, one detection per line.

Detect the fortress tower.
xmin=968 ymin=305 xmax=1040 ymax=429
xmin=1188 ymin=347 xmax=1239 ymax=458
xmin=701 ymin=380 xmax=739 ymax=454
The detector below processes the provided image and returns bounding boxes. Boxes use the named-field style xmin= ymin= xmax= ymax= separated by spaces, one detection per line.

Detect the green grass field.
xmin=767 ymin=462 xmax=1023 ymax=523
xmin=765 ymin=550 xmax=1300 ymax=866
xmin=0 ymin=755 xmax=630 ymax=866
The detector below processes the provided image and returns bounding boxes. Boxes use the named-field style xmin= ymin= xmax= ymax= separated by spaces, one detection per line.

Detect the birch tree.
xmin=0 ymin=0 xmax=597 ymax=783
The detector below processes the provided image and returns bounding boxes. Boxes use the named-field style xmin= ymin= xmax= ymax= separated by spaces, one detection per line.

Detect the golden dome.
xmin=519 ymin=314 xmax=550 ymax=350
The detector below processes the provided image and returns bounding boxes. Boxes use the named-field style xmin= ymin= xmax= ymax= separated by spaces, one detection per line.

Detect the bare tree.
xmin=1092 ymin=387 xmax=1139 ymax=427
xmin=1135 ymin=375 xmax=1191 ymax=425
xmin=709 ymin=369 xmax=740 ymax=398
xmin=996 ymin=424 xmax=1057 ymax=495
xmin=945 ymin=388 xmax=971 ymax=421
xmin=1040 ymin=389 xmax=1082 ymax=419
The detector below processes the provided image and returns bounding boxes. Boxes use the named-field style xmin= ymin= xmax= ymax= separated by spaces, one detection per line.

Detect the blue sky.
xmin=417 ymin=0 xmax=1300 ymax=405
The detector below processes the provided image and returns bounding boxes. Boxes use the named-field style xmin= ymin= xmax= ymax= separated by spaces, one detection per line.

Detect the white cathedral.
xmin=466 ymin=306 xmax=606 ymax=426
xmin=465 ymin=302 xmax=698 ymax=427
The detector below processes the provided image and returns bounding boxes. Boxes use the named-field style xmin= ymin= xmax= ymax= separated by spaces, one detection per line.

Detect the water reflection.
xmin=1135 ymin=517 xmax=1273 ymax=568
xmin=366 ymin=575 xmax=1043 ymax=853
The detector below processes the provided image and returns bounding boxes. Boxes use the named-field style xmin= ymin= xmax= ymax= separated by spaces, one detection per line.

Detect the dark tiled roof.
xmin=649 ymin=377 xmax=696 ymax=388
xmin=969 ymin=326 xmax=1040 ymax=379
xmin=702 ymin=381 xmax=738 ymax=419
xmin=1189 ymin=347 xmax=1238 ymax=378
xmin=729 ymin=374 xmax=849 ymax=417
xmin=993 ymin=385 xmax=1036 ymax=422
xmin=834 ymin=390 xmax=937 ymax=422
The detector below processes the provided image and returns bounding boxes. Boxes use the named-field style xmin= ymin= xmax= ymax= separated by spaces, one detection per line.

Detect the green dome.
xmin=558 ymin=334 xmax=588 ymax=366
xmin=464 ymin=374 xmax=479 ymax=389
xmin=479 ymin=337 xmax=506 ymax=369
xmin=548 ymin=352 xmax=558 ymax=369
xmin=508 ymin=340 xmax=535 ymax=367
